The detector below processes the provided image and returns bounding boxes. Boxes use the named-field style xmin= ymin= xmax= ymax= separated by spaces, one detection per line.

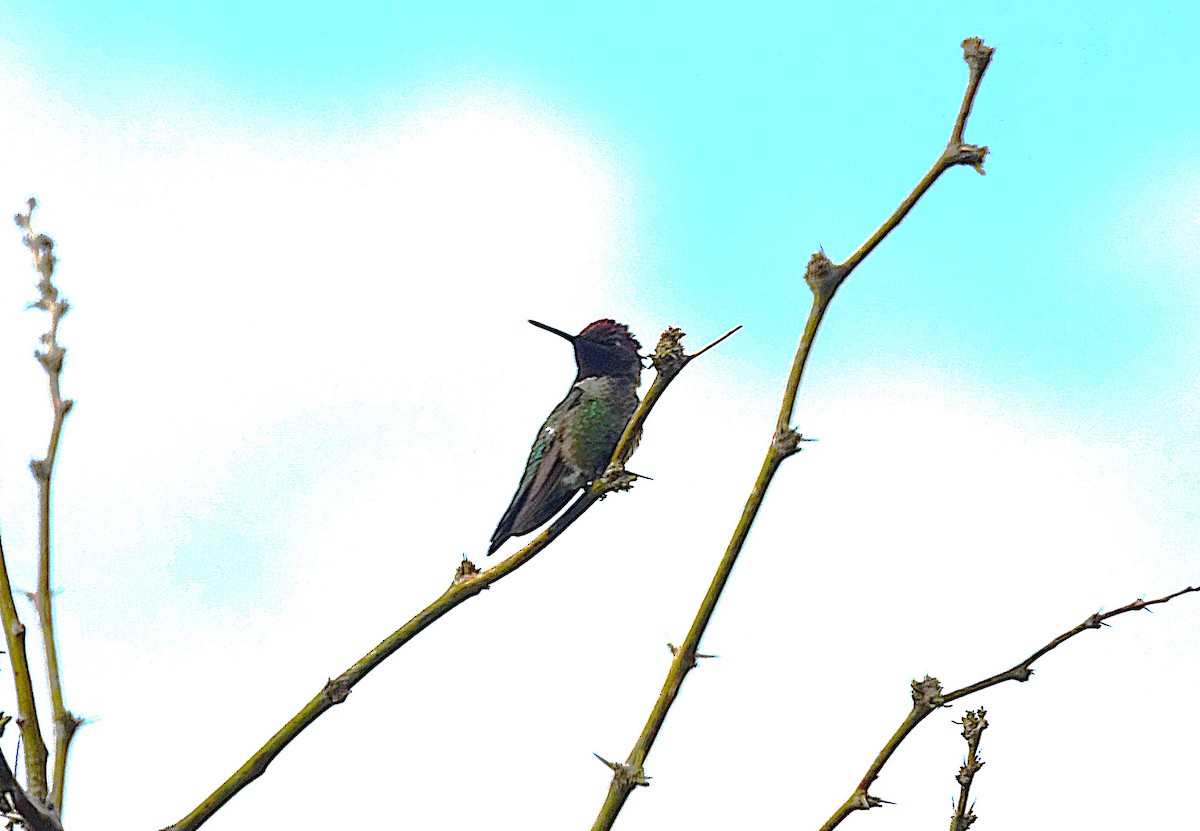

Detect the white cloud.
xmin=0 ymin=45 xmax=1196 ymax=831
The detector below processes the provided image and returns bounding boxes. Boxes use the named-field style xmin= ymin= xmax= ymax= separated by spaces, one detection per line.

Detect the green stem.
xmin=589 ymin=37 xmax=996 ymax=831
xmin=0 ymin=533 xmax=50 ymax=803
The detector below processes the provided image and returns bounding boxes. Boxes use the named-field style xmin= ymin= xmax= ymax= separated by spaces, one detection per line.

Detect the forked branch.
xmin=819 ymin=586 xmax=1198 ymax=830
xmin=161 ymin=324 xmax=737 ymax=831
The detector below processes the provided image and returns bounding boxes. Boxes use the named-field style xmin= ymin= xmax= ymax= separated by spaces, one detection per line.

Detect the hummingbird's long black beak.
xmin=528 ymin=319 xmax=576 ymax=343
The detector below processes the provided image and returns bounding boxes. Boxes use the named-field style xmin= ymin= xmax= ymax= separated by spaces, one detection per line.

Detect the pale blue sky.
xmin=0 ymin=2 xmax=1197 ymax=830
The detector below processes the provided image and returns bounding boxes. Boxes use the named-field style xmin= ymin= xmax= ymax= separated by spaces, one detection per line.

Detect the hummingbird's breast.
xmin=565 ymin=375 xmax=640 ymax=477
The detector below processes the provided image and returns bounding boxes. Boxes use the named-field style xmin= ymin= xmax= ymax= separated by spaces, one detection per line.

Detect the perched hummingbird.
xmin=488 ymin=319 xmax=643 ymax=556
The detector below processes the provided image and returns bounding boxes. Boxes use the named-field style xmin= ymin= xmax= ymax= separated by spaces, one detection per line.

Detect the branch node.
xmin=667 ymin=642 xmax=717 ymax=669
xmin=853 ymin=790 xmax=893 ymax=810
xmin=650 ymin=327 xmax=687 ymax=380
xmin=803 ymin=249 xmax=845 ymax=299
xmin=593 ymin=753 xmax=650 ymax=787
xmin=772 ymin=428 xmax=808 ymax=458
xmin=911 ymin=675 xmax=946 ymax=710
xmin=452 ymin=558 xmax=483 ymax=586
xmin=945 ymin=143 xmax=989 ymax=174
xmin=321 ymin=678 xmax=351 ymax=705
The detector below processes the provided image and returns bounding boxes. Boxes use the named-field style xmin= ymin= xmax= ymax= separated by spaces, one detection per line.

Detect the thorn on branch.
xmin=852 ymin=790 xmax=894 ymax=810
xmin=593 ymin=753 xmax=651 ymax=787
xmin=667 ymin=643 xmax=717 ymax=668
xmin=772 ymin=428 xmax=810 ymax=458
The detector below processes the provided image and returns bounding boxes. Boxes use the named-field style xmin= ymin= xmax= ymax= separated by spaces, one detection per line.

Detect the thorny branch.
xmin=161 ymin=325 xmax=738 ymax=831
xmin=17 ymin=198 xmax=84 ymax=814
xmin=949 ymin=709 xmax=987 ymax=831
xmin=590 ymin=37 xmax=996 ymax=831
xmin=819 ymin=586 xmax=1198 ymax=831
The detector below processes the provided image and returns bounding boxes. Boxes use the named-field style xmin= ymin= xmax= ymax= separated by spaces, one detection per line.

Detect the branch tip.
xmin=686 ymin=324 xmax=742 ymax=361
xmin=960 ymin=37 xmax=995 ymax=74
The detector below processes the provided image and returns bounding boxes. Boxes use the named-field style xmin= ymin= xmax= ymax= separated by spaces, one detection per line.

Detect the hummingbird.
xmin=488 ymin=319 xmax=643 ymax=556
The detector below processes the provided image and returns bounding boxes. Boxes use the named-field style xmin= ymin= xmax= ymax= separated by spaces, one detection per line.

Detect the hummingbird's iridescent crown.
xmin=572 ymin=319 xmax=642 ymax=382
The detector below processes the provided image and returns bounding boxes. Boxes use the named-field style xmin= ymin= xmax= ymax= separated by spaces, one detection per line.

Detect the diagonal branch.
xmin=589 ymin=38 xmax=995 ymax=831
xmin=160 ymin=324 xmax=737 ymax=831
xmin=820 ymin=586 xmax=1198 ymax=831
xmin=0 ymin=533 xmax=50 ymax=806
xmin=0 ymin=716 xmax=62 ymax=831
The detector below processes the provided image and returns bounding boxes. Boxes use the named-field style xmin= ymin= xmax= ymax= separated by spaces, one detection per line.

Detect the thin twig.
xmin=20 ymin=199 xmax=83 ymax=813
xmin=589 ymin=38 xmax=995 ymax=831
xmin=13 ymin=199 xmax=82 ymax=814
xmin=160 ymin=325 xmax=736 ymax=831
xmin=948 ymin=708 xmax=987 ymax=831
xmin=819 ymin=586 xmax=1198 ymax=830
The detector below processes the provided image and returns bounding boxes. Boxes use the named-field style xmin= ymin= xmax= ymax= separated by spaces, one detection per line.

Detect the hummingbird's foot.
xmin=597 ymin=463 xmax=639 ymax=494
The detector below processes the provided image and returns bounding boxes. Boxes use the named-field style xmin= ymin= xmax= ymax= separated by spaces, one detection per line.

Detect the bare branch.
xmin=20 ymin=198 xmax=83 ymax=813
xmin=0 ymin=534 xmax=50 ymax=809
xmin=160 ymin=325 xmax=736 ymax=831
xmin=0 ymin=725 xmax=62 ymax=831
xmin=589 ymin=38 xmax=995 ymax=831
xmin=819 ymin=586 xmax=1198 ymax=830
xmin=948 ymin=708 xmax=987 ymax=831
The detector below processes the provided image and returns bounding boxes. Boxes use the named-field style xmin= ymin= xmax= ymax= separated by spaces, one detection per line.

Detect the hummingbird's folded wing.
xmin=488 ymin=387 xmax=584 ymax=555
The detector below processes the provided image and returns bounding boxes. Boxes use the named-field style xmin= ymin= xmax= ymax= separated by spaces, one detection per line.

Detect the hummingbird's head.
xmin=529 ymin=319 xmax=643 ymax=383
